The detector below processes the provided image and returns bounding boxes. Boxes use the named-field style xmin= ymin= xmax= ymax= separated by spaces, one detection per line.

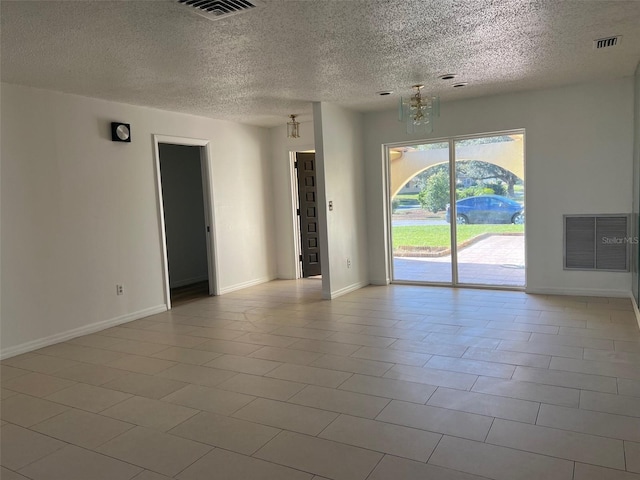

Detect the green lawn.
xmin=393 ymin=224 xmax=524 ymax=248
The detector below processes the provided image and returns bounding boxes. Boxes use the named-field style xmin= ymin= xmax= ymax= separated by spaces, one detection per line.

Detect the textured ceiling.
xmin=2 ymin=0 xmax=640 ymax=127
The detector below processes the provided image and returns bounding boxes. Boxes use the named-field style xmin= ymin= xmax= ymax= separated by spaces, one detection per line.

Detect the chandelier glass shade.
xmin=287 ymin=114 xmax=300 ymax=138
xmin=398 ymin=85 xmax=440 ymax=134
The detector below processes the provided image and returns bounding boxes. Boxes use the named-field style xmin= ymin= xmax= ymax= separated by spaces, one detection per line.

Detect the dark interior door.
xmin=296 ymin=153 xmax=322 ymax=277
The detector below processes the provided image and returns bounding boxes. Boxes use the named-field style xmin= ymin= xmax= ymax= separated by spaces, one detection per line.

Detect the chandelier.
xmin=287 ymin=114 xmax=300 ymax=138
xmin=398 ymin=85 xmax=440 ymax=134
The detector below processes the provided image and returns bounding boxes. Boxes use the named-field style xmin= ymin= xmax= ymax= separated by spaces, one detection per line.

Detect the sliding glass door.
xmin=388 ymin=132 xmax=525 ymax=287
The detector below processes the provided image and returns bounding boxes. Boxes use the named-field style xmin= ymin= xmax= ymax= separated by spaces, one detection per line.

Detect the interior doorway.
xmin=387 ymin=131 xmax=525 ymax=288
xmin=293 ymin=151 xmax=322 ymax=278
xmin=154 ymin=136 xmax=218 ymax=308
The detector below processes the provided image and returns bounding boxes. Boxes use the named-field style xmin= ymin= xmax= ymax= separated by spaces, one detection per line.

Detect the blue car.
xmin=446 ymin=195 xmax=524 ymax=224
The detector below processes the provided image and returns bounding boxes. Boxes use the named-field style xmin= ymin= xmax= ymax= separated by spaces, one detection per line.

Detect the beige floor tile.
xmin=325 ymin=332 xmax=395 ymax=348
xmin=169 ymin=411 xmax=280 ymax=454
xmin=376 ymin=399 xmax=492 ymax=441
xmin=486 ymin=320 xmax=559 ymax=335
xmin=232 ymin=397 xmax=338 ymax=435
xmin=426 ymin=355 xmax=516 ymax=378
xmin=1 ymin=388 xmax=18 ymax=399
xmin=289 ymin=385 xmax=389 ymax=418
xmin=37 ymin=343 xmax=127 ymax=365
xmin=319 ymin=414 xmax=441 ymax=462
xmin=162 ymin=384 xmax=255 ymax=415
xmin=3 ymin=355 xmax=79 ymax=374
xmin=429 ymin=435 xmax=574 ymax=480
xmin=513 ymin=365 xmax=617 ymax=393
xmin=487 ymin=418 xmax=625 ymax=469
xmin=176 ymin=448 xmax=313 ymax=480
xmin=156 ymin=363 xmax=237 ymax=387
xmin=550 ymin=357 xmax=640 ymax=381
xmin=351 ymin=346 xmax=430 ymax=366
xmin=0 ymin=423 xmax=66 ymax=470
xmin=204 ymin=354 xmax=282 ymax=375
xmin=20 ymin=445 xmax=142 ymax=480
xmin=310 ymin=354 xmax=393 ymax=376
xmin=1 ymin=394 xmax=68 ymax=427
xmin=194 ymin=338 xmax=263 ymax=355
xmin=132 ymin=471 xmax=174 ymax=480
xmin=254 ymin=430 xmax=383 ymax=480
xmin=428 ymin=387 xmax=539 ymax=423
xmin=67 ymin=334 xmax=126 ymax=349
xmin=424 ymin=333 xmax=501 ymax=349
xmin=105 ymin=339 xmax=171 ymax=356
xmin=583 ymin=348 xmax=640 ymax=364
xmin=270 ymin=326 xmax=333 ymax=340
xmin=50 ymin=363 xmax=130 ymax=385
xmin=388 ymin=340 xmax=468 ymax=357
xmin=217 ymin=373 xmax=305 ymax=400
xmin=288 ymin=338 xmax=362 ymax=356
xmin=462 ymin=347 xmax=551 ymax=368
xmin=383 ymin=364 xmax=477 ymax=390
xmin=574 ymin=463 xmax=640 ymax=480
xmin=537 ymin=404 xmax=640 ymax=442
xmin=625 ymin=441 xmax=640 ymax=473
xmin=265 ymin=363 xmax=352 ymax=388
xmin=106 ymin=354 xmax=176 ymax=375
xmin=580 ymin=390 xmax=640 ymax=417
xmin=338 ymin=374 xmax=435 ymax=403
xmin=186 ymin=326 xmax=245 ymax=340
xmin=249 ymin=346 xmax=324 ymax=365
xmin=497 ymin=340 xmax=584 ymax=359
xmin=32 ymin=408 xmax=134 ymax=448
xmin=2 ymin=372 xmax=76 ymax=397
xmin=618 ymin=378 xmax=640 ymax=397
xmin=472 ymin=376 xmax=580 ymax=406
xmin=234 ymin=332 xmax=299 ymax=348
xmin=303 ymin=321 xmax=365 ymax=334
xmin=151 ymin=347 xmax=222 ymax=365
xmin=46 ymin=383 xmax=132 ymax=412
xmin=367 ymin=454 xmax=489 ymax=480
xmin=98 ymin=426 xmax=211 ymax=477
xmin=101 ymin=396 xmax=198 ymax=431
xmin=1 ymin=467 xmax=31 ymax=480
xmin=0 ymin=365 xmax=30 ymax=380
xmin=528 ymin=333 xmax=615 ymax=350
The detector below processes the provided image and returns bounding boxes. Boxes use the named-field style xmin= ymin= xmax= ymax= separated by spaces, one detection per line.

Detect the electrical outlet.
xmin=346 ymin=258 xmax=352 ymax=269
xmin=116 ymin=284 xmax=124 ymax=295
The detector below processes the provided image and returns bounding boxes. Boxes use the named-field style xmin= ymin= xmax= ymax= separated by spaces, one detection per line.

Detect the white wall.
xmin=269 ymin=122 xmax=315 ymax=280
xmin=158 ymin=144 xmax=208 ymax=288
xmin=632 ymin=63 xmax=640 ymax=305
xmin=364 ymin=78 xmax=635 ymax=296
xmin=0 ymin=83 xmax=275 ymax=357
xmin=314 ymin=102 xmax=369 ymax=298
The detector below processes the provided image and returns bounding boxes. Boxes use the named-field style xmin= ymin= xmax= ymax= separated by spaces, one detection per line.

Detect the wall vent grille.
xmin=564 ymin=214 xmax=630 ymax=271
xmin=176 ymin=0 xmax=263 ymax=20
xmin=593 ymin=36 xmax=622 ymax=49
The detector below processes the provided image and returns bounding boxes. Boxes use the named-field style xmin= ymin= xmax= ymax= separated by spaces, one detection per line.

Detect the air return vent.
xmin=176 ymin=0 xmax=263 ymax=20
xmin=593 ymin=36 xmax=622 ymax=49
xmin=564 ymin=215 xmax=630 ymax=271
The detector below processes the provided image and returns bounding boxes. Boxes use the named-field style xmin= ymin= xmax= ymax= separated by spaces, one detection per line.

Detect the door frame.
xmin=383 ymin=129 xmax=526 ymax=290
xmin=288 ymin=147 xmax=316 ymax=279
xmin=153 ymin=134 xmax=220 ymax=309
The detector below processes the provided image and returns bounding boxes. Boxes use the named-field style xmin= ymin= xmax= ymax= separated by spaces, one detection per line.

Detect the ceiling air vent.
xmin=593 ymin=36 xmax=622 ymax=49
xmin=176 ymin=0 xmax=263 ymax=21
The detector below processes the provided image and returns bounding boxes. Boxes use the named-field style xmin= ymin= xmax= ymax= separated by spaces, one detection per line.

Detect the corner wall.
xmin=364 ymin=78 xmax=635 ymax=296
xmin=314 ymin=102 xmax=369 ymax=298
xmin=0 ymin=83 xmax=276 ymax=357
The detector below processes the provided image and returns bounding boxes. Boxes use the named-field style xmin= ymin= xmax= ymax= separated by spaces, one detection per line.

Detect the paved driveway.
xmin=393 ymin=235 xmax=525 ymax=286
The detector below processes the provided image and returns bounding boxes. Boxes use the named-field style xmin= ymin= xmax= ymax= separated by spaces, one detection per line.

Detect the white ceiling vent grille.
xmin=564 ymin=215 xmax=630 ymax=271
xmin=176 ymin=0 xmax=263 ymax=20
xmin=593 ymin=36 xmax=622 ymax=49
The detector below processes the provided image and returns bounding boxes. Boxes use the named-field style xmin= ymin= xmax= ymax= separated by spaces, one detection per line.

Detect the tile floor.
xmin=1 ymin=280 xmax=640 ymax=480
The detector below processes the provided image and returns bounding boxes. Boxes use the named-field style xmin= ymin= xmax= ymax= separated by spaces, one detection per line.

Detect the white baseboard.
xmin=0 ymin=304 xmax=168 ymax=360
xmin=326 ymin=281 xmax=369 ymax=300
xmin=218 ymin=276 xmax=276 ymax=295
xmin=525 ymin=287 xmax=631 ymax=298
xmin=170 ymin=275 xmax=209 ymax=288
xmin=630 ymin=292 xmax=640 ymax=330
